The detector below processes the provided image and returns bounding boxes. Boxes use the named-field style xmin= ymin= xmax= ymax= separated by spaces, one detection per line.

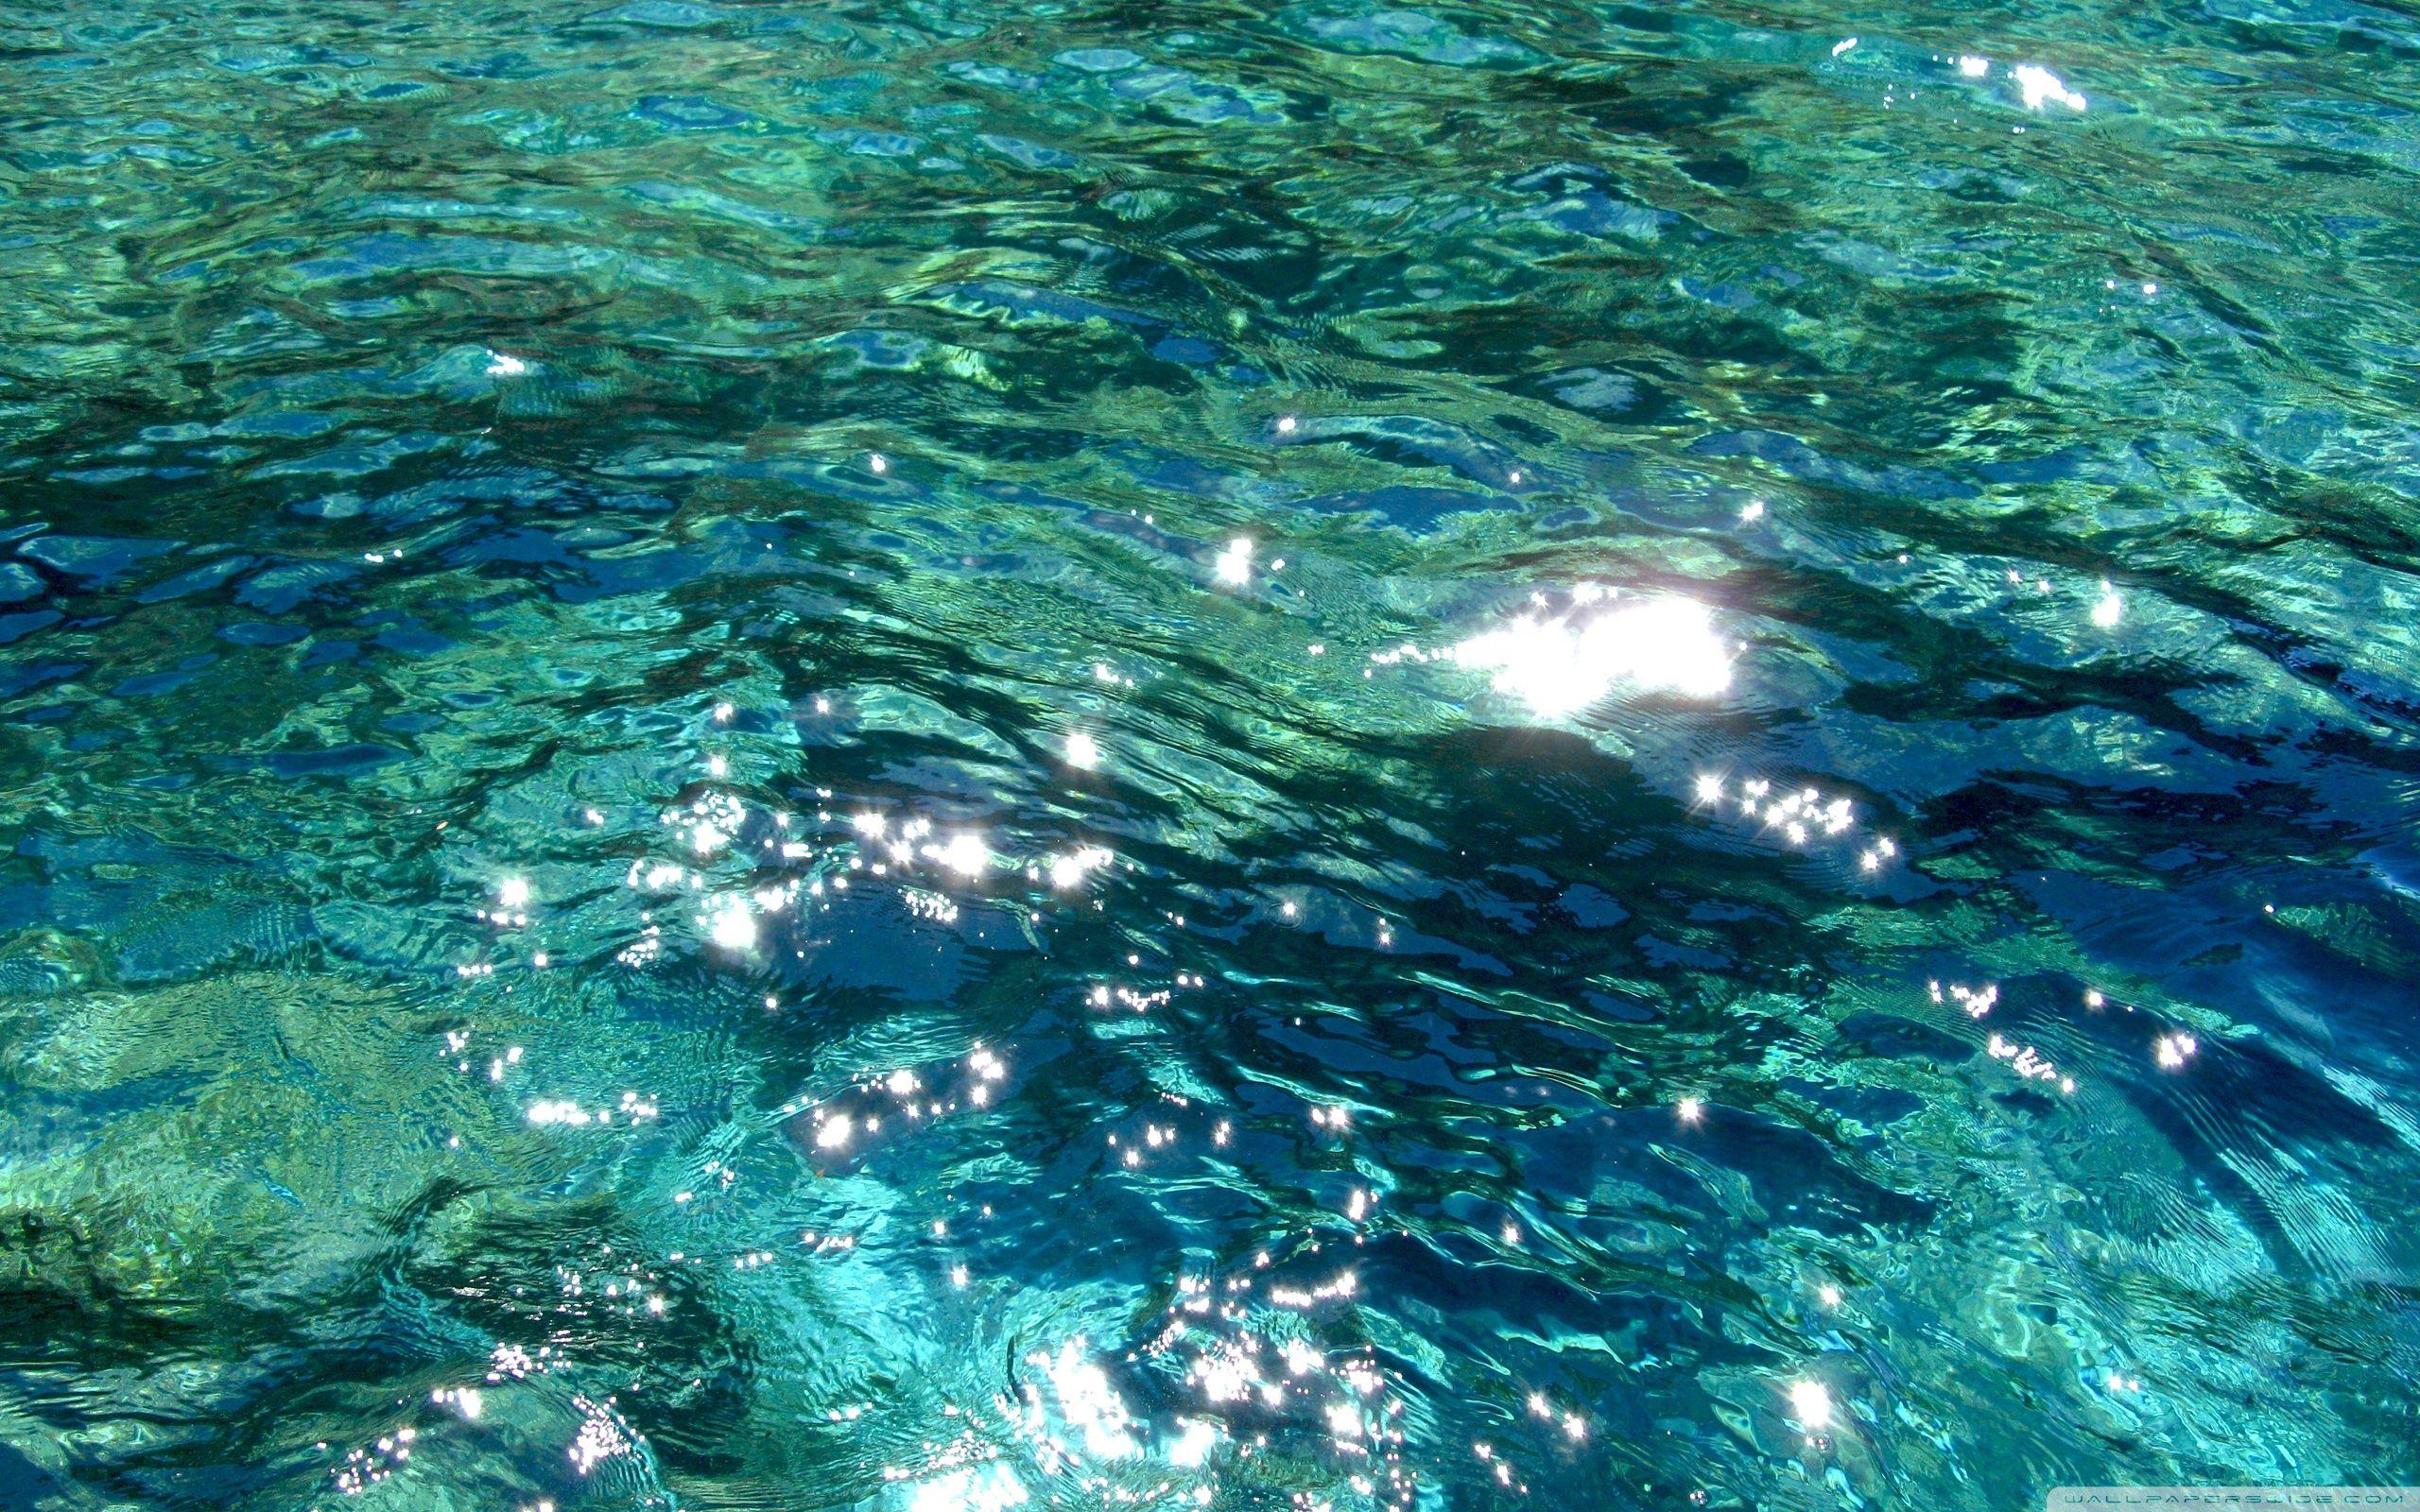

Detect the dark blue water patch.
xmin=454 ymin=527 xmax=572 ymax=568
xmin=1298 ymin=485 xmax=1514 ymax=532
xmin=111 ymin=657 xmax=216 ymax=698
xmin=0 ymin=653 xmax=79 ymax=697
xmin=1679 ymin=276 xmax=1757 ymax=309
xmin=251 ymin=428 xmax=461 ymax=480
xmin=16 ymin=535 xmax=182 ymax=584
xmin=1102 ymin=65 xmax=1288 ymax=125
xmin=1098 ymin=443 xmax=1278 ymax=505
xmin=1523 ymin=188 xmax=1678 ymax=243
xmin=136 ymin=554 xmax=256 ymax=604
xmin=286 ymin=235 xmax=608 ymax=284
xmin=1281 ymin=415 xmax=1535 ymax=489
xmin=1688 ymin=428 xmax=1978 ymax=500
xmin=1557 ymin=884 xmax=1630 ymax=928
xmin=1975 ymin=445 xmax=2100 ymax=485
xmin=1581 ymin=988 xmax=1661 ymax=1023
xmin=235 ymin=561 xmax=362 ymax=614
xmin=357 ymin=468 xmax=565 ymax=523
xmin=0 ymin=611 xmax=61 ymax=646
xmin=1149 ymin=335 xmax=1221 ymax=366
xmin=1635 ymin=932 xmax=1732 ymax=971
xmin=980 ymin=133 xmax=1080 ymax=170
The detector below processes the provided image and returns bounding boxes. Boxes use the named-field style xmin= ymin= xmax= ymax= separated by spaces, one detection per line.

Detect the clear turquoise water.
xmin=5 ymin=0 xmax=2420 ymax=1506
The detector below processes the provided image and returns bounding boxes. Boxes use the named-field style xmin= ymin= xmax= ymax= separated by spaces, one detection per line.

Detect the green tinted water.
xmin=4 ymin=1 xmax=2420 ymax=1507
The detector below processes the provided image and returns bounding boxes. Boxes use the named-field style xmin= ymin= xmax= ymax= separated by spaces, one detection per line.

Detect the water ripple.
xmin=3 ymin=0 xmax=2419 ymax=1507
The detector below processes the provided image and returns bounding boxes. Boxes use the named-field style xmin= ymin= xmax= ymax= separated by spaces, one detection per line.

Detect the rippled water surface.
xmin=9 ymin=0 xmax=2420 ymax=1505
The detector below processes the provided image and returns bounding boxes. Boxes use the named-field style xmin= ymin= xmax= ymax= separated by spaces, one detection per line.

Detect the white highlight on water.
xmin=1451 ymin=595 xmax=1734 ymax=715
xmin=2014 ymin=62 xmax=2086 ymax=111
xmin=703 ymin=895 xmax=757 ymax=952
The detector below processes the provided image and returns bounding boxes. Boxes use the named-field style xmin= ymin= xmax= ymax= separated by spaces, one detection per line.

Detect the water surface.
xmin=5 ymin=0 xmax=2420 ymax=1507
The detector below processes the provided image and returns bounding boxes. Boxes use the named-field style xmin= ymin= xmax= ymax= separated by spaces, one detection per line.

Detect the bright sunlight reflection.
xmin=1450 ymin=595 xmax=1734 ymax=715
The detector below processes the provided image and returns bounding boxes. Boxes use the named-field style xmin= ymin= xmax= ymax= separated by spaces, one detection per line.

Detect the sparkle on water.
xmin=1449 ymin=593 xmax=1734 ymax=715
xmin=4 ymin=0 xmax=2419 ymax=1508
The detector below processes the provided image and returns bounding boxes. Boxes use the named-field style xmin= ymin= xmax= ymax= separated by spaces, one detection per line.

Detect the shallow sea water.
xmin=6 ymin=0 xmax=2420 ymax=1506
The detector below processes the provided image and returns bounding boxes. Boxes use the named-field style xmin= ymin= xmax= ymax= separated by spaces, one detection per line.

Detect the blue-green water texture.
xmin=5 ymin=0 xmax=2420 ymax=1507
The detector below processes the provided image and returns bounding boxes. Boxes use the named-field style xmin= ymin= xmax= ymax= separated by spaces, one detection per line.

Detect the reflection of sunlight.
xmin=1049 ymin=846 xmax=1112 ymax=890
xmin=1040 ymin=1340 xmax=1140 ymax=1460
xmin=1789 ymin=1379 xmax=1834 ymax=1431
xmin=1451 ymin=595 xmax=1732 ymax=715
xmin=703 ymin=894 xmax=757 ymax=952
xmin=931 ymin=833 xmax=991 ymax=877
xmin=1167 ymin=1418 xmax=1221 ymax=1469
xmin=2014 ymin=62 xmax=2085 ymax=111
xmin=905 ymin=1465 xmax=1029 ymax=1512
